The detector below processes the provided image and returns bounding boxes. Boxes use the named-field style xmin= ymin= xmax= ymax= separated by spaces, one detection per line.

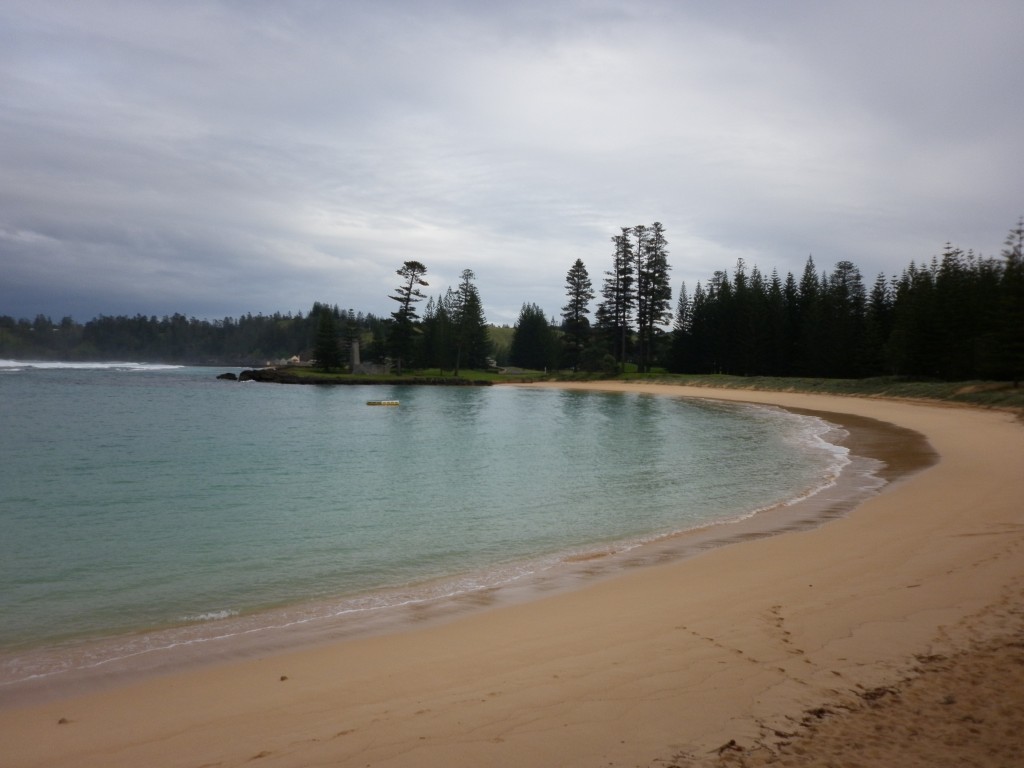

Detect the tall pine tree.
xmin=635 ymin=222 xmax=672 ymax=372
xmin=388 ymin=260 xmax=428 ymax=374
xmin=999 ymin=217 xmax=1024 ymax=386
xmin=596 ymin=228 xmax=635 ymax=370
xmin=561 ymin=259 xmax=594 ymax=371
xmin=510 ymin=303 xmax=557 ymax=370
xmin=313 ymin=305 xmax=342 ymax=372
xmin=449 ymin=269 xmax=490 ymax=375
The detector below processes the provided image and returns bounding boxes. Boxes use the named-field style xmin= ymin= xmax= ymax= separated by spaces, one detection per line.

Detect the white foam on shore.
xmin=180 ymin=610 xmax=240 ymax=623
xmin=0 ymin=359 xmax=183 ymax=371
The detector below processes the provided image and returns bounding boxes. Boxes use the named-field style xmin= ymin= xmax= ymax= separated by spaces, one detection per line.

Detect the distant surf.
xmin=0 ymin=359 xmax=183 ymax=371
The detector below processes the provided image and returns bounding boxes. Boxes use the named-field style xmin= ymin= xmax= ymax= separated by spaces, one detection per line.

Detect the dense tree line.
xmin=670 ymin=219 xmax=1024 ymax=383
xmin=502 ymin=217 xmax=1023 ymax=383
xmin=6 ymin=217 xmax=1021 ymax=382
xmin=0 ymin=304 xmax=385 ymax=366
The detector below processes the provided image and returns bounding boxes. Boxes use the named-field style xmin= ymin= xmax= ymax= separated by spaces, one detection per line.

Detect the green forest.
xmin=0 ymin=303 xmax=389 ymax=367
xmin=3 ymin=217 xmax=1022 ymax=385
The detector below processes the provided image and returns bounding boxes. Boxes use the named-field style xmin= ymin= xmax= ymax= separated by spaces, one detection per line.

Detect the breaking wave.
xmin=0 ymin=359 xmax=183 ymax=372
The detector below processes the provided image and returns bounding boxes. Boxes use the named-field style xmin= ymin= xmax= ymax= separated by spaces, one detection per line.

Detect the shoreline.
xmin=3 ymin=384 xmax=1022 ymax=767
xmin=0 ymin=390 xmax=912 ymax=709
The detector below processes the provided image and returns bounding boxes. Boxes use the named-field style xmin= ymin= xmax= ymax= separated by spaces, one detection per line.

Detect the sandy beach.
xmin=3 ymin=382 xmax=1023 ymax=767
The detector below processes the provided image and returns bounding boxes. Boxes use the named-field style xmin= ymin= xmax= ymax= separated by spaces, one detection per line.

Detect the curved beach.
xmin=3 ymin=383 xmax=1023 ymax=767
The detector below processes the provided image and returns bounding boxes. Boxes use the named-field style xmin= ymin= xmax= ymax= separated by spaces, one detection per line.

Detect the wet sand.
xmin=2 ymin=383 xmax=1022 ymax=767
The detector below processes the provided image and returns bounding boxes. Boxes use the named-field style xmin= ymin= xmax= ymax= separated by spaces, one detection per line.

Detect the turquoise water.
xmin=0 ymin=361 xmax=850 ymax=684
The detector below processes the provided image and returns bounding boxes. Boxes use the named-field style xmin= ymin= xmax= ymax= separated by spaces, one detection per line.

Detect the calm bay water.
xmin=0 ymin=361 xmax=852 ymax=685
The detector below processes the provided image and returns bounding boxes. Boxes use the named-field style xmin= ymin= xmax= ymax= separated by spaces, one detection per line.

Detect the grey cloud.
xmin=1 ymin=0 xmax=1022 ymax=326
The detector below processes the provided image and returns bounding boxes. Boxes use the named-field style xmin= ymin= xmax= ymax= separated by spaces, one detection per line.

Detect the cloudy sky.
xmin=2 ymin=1 xmax=1022 ymax=325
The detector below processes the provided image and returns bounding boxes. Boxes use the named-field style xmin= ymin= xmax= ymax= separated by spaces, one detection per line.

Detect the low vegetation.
xmin=257 ymin=365 xmax=1024 ymax=415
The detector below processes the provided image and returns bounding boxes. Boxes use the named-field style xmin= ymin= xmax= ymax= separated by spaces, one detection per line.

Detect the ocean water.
xmin=0 ymin=361 xmax=856 ymax=687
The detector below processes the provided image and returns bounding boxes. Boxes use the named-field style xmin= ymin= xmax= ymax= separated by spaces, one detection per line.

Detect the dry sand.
xmin=2 ymin=382 xmax=1023 ymax=767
